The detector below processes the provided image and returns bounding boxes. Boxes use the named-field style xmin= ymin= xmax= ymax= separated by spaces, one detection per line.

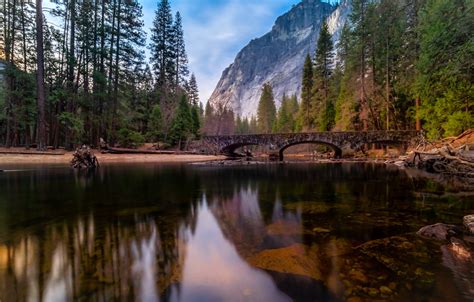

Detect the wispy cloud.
xmin=45 ymin=0 xmax=302 ymax=103
xmin=143 ymin=0 xmax=300 ymax=103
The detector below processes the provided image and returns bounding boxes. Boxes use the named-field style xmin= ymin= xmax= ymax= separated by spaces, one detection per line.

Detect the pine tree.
xmin=236 ymin=116 xmax=251 ymax=134
xmin=235 ymin=116 xmax=242 ymax=134
xmin=288 ymin=94 xmax=299 ymax=132
xmin=313 ymin=22 xmax=335 ymax=131
xmin=150 ymin=0 xmax=174 ymax=87
xmin=168 ymin=95 xmax=192 ymax=148
xmin=35 ymin=0 xmax=46 ymax=150
xmin=190 ymin=104 xmax=200 ymax=138
xmin=249 ymin=116 xmax=258 ymax=134
xmin=172 ymin=11 xmax=189 ymax=89
xmin=147 ymin=104 xmax=163 ymax=142
xmin=188 ymin=73 xmax=199 ymax=106
xmin=298 ymin=54 xmax=314 ymax=131
xmin=350 ymin=0 xmax=370 ymax=130
xmin=257 ymin=83 xmax=277 ymax=134
xmin=275 ymin=94 xmax=298 ymax=133
xmin=275 ymin=94 xmax=292 ymax=133
xmin=416 ymin=0 xmax=473 ymax=138
xmin=203 ymin=101 xmax=214 ymax=135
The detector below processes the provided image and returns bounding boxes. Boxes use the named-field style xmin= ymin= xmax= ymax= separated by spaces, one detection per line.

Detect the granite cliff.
xmin=209 ymin=0 xmax=352 ymax=118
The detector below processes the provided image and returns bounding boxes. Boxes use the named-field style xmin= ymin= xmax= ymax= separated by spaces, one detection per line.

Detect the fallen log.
xmin=0 ymin=150 xmax=66 ymax=156
xmin=103 ymin=147 xmax=176 ymax=155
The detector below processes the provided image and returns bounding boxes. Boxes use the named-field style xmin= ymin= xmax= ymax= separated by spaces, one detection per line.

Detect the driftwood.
xmin=408 ymin=131 xmax=474 ymax=178
xmin=71 ymin=146 xmax=99 ymax=170
xmin=0 ymin=150 xmax=66 ymax=155
xmin=104 ymin=147 xmax=177 ymax=155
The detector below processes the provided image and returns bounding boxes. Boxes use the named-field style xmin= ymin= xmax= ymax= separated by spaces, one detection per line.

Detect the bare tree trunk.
xmin=112 ymin=0 xmax=122 ymax=142
xmin=91 ymin=0 xmax=99 ymax=145
xmin=5 ymin=0 xmax=17 ymax=148
xmin=36 ymin=0 xmax=47 ymax=150
xmin=415 ymin=97 xmax=421 ymax=131
xmin=20 ymin=0 xmax=30 ymax=148
xmin=107 ymin=0 xmax=116 ymax=144
xmin=386 ymin=36 xmax=390 ymax=131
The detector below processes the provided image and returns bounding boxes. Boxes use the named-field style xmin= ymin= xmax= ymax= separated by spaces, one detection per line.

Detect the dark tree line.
xmin=0 ymin=0 xmax=201 ymax=149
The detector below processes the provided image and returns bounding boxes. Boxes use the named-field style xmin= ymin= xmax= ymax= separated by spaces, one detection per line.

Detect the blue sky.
xmin=44 ymin=0 xmax=338 ymax=102
xmin=141 ymin=0 xmax=301 ymax=102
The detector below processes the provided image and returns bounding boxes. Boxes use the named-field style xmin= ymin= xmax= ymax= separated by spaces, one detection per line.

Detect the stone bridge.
xmin=193 ymin=131 xmax=422 ymax=160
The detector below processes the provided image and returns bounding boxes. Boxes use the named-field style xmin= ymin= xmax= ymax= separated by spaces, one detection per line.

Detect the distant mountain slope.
xmin=209 ymin=0 xmax=352 ymax=118
xmin=327 ymin=0 xmax=352 ymax=53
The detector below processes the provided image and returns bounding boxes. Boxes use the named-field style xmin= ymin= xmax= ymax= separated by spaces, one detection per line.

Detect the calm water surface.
xmin=0 ymin=163 xmax=472 ymax=302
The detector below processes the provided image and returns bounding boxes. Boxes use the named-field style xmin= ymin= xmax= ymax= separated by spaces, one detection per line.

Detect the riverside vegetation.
xmin=0 ymin=0 xmax=472 ymax=151
xmin=233 ymin=0 xmax=472 ymax=140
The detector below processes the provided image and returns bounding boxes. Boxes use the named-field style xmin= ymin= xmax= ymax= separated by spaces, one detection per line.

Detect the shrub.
xmin=117 ymin=128 xmax=145 ymax=148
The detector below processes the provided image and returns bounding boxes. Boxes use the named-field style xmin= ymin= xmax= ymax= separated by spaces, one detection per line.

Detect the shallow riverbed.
xmin=0 ymin=163 xmax=472 ymax=301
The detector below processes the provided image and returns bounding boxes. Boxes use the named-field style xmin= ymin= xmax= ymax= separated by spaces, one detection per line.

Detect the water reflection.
xmin=170 ymin=201 xmax=290 ymax=302
xmin=0 ymin=164 xmax=472 ymax=301
xmin=0 ymin=194 xmax=295 ymax=301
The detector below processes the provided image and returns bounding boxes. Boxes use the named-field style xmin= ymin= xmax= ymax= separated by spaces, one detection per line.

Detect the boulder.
xmin=247 ymin=243 xmax=321 ymax=280
xmin=416 ymin=223 xmax=459 ymax=241
xmin=463 ymin=215 xmax=474 ymax=235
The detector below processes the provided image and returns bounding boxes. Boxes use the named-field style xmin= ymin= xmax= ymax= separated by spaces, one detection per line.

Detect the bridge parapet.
xmin=192 ymin=131 xmax=423 ymax=159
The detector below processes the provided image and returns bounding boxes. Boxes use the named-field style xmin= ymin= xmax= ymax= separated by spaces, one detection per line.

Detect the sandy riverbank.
xmin=0 ymin=148 xmax=224 ymax=166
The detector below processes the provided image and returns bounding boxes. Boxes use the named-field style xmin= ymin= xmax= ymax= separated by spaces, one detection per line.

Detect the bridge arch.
xmin=197 ymin=131 xmax=421 ymax=159
xmin=278 ymin=141 xmax=343 ymax=161
xmin=221 ymin=142 xmax=262 ymax=157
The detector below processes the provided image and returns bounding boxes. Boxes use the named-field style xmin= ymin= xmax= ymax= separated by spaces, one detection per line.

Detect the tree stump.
xmin=71 ymin=146 xmax=100 ymax=170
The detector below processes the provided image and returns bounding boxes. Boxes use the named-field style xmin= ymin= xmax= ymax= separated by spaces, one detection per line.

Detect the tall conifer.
xmin=298 ymin=54 xmax=314 ymax=130
xmin=257 ymin=83 xmax=277 ymax=134
xmin=150 ymin=0 xmax=174 ymax=87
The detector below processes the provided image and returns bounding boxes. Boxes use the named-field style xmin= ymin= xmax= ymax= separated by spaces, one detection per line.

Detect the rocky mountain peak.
xmin=209 ymin=0 xmax=351 ymax=118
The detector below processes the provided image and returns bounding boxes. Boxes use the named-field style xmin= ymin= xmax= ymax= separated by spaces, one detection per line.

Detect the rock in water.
xmin=209 ymin=0 xmax=352 ymax=117
xmin=247 ymin=243 xmax=321 ymax=280
xmin=417 ymin=223 xmax=460 ymax=241
xmin=464 ymin=215 xmax=474 ymax=234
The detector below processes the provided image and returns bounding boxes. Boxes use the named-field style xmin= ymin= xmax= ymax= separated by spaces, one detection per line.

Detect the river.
xmin=0 ymin=163 xmax=472 ymax=301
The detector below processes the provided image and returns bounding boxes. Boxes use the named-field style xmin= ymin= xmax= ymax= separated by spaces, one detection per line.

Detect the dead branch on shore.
xmin=103 ymin=147 xmax=176 ymax=155
xmin=408 ymin=130 xmax=474 ymax=178
xmin=71 ymin=146 xmax=99 ymax=170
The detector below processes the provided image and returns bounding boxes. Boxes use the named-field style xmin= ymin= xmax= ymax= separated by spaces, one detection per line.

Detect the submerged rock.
xmin=357 ymin=234 xmax=438 ymax=287
xmin=313 ymin=227 xmax=331 ymax=233
xmin=441 ymin=238 xmax=474 ymax=300
xmin=379 ymin=285 xmax=393 ymax=295
xmin=323 ymin=238 xmax=352 ymax=257
xmin=417 ymin=223 xmax=460 ymax=241
xmin=266 ymin=221 xmax=310 ymax=236
xmin=247 ymin=243 xmax=321 ymax=280
xmin=464 ymin=215 xmax=474 ymax=234
xmin=284 ymin=202 xmax=351 ymax=215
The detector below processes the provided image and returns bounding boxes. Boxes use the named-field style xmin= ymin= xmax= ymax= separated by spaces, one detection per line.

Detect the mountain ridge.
xmin=209 ymin=0 xmax=352 ymax=118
